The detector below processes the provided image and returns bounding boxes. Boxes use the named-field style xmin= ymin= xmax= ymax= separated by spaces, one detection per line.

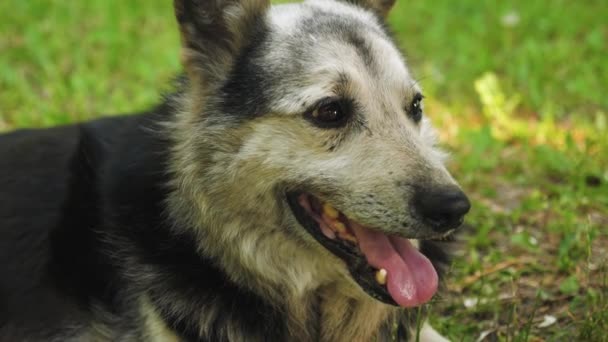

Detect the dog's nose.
xmin=414 ymin=187 xmax=471 ymax=232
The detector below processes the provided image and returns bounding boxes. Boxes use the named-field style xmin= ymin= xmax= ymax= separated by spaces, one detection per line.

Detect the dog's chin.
xmin=286 ymin=191 xmax=452 ymax=308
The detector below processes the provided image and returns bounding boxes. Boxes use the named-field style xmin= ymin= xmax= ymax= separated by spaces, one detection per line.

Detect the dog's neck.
xmin=140 ymin=275 xmax=399 ymax=342
xmin=162 ymin=197 xmax=401 ymax=341
xmin=314 ymin=284 xmax=399 ymax=342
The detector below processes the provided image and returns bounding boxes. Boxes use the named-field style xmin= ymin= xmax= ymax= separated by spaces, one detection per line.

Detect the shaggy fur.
xmin=0 ymin=0 xmax=467 ymax=341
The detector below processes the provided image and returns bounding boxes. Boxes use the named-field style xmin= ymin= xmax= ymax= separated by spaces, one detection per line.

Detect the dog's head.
xmin=170 ymin=0 xmax=470 ymax=308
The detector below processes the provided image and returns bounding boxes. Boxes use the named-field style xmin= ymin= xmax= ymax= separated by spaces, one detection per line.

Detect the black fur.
xmin=219 ymin=16 xmax=272 ymax=120
xmin=1 ymin=124 xmax=90 ymax=340
xmin=0 ymin=105 xmax=292 ymax=341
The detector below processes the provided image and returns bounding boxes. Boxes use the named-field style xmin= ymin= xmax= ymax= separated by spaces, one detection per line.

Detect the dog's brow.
xmin=334 ymin=72 xmax=352 ymax=94
xmin=407 ymin=79 xmax=422 ymax=93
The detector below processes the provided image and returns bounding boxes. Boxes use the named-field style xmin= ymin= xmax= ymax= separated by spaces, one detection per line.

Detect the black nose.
xmin=414 ymin=187 xmax=471 ymax=232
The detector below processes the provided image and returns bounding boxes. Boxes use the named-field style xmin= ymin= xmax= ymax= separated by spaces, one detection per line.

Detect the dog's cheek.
xmin=236 ymin=120 xmax=341 ymax=179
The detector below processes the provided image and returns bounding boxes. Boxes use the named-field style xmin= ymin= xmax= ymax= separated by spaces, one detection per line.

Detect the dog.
xmin=0 ymin=0 xmax=470 ymax=340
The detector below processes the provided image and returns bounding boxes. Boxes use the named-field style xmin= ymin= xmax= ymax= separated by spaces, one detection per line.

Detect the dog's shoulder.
xmin=0 ymin=112 xmax=159 ymax=339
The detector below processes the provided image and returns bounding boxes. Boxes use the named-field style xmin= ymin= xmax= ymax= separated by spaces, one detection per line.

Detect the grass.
xmin=0 ymin=1 xmax=180 ymax=128
xmin=1 ymin=1 xmax=606 ymax=340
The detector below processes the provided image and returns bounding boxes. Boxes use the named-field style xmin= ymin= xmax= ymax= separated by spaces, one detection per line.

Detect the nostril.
xmin=414 ymin=187 xmax=471 ymax=232
xmin=443 ymin=192 xmax=471 ymax=218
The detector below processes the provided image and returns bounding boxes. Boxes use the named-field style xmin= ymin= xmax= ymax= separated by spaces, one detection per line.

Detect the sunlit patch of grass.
xmin=389 ymin=0 xmax=607 ymax=119
xmin=424 ymin=73 xmax=607 ymax=339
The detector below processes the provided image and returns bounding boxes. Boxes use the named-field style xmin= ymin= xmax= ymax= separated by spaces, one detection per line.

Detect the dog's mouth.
xmin=286 ymin=192 xmax=438 ymax=308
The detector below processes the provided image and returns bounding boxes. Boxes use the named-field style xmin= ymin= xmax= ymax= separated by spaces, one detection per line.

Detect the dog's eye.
xmin=306 ymin=98 xmax=349 ymax=128
xmin=408 ymin=94 xmax=424 ymax=123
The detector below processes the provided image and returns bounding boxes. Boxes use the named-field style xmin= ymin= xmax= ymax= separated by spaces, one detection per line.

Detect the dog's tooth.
xmin=332 ymin=221 xmax=347 ymax=233
xmin=338 ymin=232 xmax=358 ymax=244
xmin=322 ymin=203 xmax=340 ymax=219
xmin=375 ymin=269 xmax=387 ymax=285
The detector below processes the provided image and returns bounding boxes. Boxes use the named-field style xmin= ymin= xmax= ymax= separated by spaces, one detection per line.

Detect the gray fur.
xmin=165 ymin=0 xmax=459 ymax=340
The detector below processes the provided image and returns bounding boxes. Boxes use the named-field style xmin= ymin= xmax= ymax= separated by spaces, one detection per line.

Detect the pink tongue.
xmin=350 ymin=222 xmax=438 ymax=307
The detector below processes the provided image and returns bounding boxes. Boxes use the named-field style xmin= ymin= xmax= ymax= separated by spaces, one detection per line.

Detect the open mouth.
xmin=286 ymin=192 xmax=439 ymax=308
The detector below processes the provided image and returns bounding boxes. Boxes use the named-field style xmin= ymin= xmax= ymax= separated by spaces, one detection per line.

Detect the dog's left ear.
xmin=342 ymin=0 xmax=396 ymax=18
xmin=174 ymin=0 xmax=270 ymax=91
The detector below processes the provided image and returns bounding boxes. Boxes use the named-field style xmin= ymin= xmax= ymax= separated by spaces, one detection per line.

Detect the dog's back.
xmin=0 ymin=114 xmax=151 ymax=339
xmin=1 ymin=125 xmax=84 ymax=339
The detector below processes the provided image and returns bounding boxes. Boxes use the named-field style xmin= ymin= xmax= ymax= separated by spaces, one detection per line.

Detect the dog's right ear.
xmin=174 ymin=0 xmax=270 ymax=91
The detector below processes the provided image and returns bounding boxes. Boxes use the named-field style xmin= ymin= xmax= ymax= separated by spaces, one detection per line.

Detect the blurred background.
xmin=0 ymin=0 xmax=606 ymax=340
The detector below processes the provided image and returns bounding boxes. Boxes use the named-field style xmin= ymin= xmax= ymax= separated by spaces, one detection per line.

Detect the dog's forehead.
xmin=265 ymin=1 xmax=418 ymax=113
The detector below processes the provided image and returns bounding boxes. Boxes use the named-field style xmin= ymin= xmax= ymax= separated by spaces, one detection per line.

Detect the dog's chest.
xmin=290 ymin=287 xmax=396 ymax=342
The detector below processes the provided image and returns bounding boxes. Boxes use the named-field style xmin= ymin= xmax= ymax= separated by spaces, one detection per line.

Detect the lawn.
xmin=1 ymin=1 xmax=606 ymax=340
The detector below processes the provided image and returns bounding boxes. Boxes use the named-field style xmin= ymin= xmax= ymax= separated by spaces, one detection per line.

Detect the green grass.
xmin=0 ymin=1 xmax=180 ymax=128
xmin=391 ymin=0 xmax=608 ymax=120
xmin=1 ymin=1 xmax=607 ymax=340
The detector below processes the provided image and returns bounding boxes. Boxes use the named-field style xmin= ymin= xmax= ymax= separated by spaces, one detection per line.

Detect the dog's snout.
xmin=414 ymin=187 xmax=471 ymax=232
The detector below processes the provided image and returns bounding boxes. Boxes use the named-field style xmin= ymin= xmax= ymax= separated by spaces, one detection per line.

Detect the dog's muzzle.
xmin=286 ymin=192 xmax=454 ymax=308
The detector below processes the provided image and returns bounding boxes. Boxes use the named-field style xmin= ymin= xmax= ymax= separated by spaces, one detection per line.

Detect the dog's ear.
xmin=174 ymin=0 xmax=270 ymax=90
xmin=342 ymin=0 xmax=395 ymax=18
